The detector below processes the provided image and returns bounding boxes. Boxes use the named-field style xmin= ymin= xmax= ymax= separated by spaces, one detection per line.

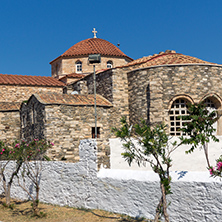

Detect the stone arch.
xmin=200 ymin=93 xmax=222 ymax=135
xmin=199 ymin=93 xmax=222 ymax=109
xmin=168 ymin=94 xmax=194 ymax=111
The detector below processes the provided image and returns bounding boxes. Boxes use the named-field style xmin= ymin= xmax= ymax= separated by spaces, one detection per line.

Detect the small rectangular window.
xmin=92 ymin=127 xmax=100 ymax=138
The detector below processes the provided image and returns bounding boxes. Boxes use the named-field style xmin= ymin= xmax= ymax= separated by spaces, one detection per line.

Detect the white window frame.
xmin=107 ymin=61 xmax=113 ymax=69
xmin=76 ymin=61 xmax=82 ymax=73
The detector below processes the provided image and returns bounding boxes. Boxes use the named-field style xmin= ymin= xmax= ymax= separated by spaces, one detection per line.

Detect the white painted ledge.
xmin=98 ymin=169 xmax=222 ymax=183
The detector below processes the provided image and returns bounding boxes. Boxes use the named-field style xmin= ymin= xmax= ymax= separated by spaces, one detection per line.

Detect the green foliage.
xmin=180 ymin=102 xmax=219 ymax=154
xmin=113 ymin=117 xmax=179 ymax=220
xmin=2 ymin=202 xmax=14 ymax=209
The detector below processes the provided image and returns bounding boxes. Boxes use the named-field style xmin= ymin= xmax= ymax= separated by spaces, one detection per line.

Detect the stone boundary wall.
xmin=1 ymin=140 xmax=221 ymax=222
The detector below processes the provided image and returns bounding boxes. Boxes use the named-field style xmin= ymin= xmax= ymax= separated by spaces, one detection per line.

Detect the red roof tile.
xmin=50 ymin=38 xmax=133 ymax=63
xmin=0 ymin=74 xmax=65 ymax=87
xmin=33 ymin=93 xmax=112 ymax=107
xmin=122 ymin=50 xmax=218 ymax=70
xmin=0 ymin=102 xmax=21 ymax=111
xmin=59 ymin=73 xmax=86 ymax=80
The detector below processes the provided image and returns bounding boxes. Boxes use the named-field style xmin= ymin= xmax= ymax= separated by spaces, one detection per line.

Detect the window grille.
xmin=204 ymin=98 xmax=215 ymax=108
xmin=169 ymin=98 xmax=189 ymax=136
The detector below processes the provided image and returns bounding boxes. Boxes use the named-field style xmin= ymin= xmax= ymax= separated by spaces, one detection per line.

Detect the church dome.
xmin=60 ymin=38 xmax=132 ymax=60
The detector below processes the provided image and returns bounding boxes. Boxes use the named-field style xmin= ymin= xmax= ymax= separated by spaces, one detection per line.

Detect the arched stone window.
xmin=107 ymin=61 xmax=113 ymax=68
xmin=169 ymin=98 xmax=190 ymax=136
xmin=202 ymin=96 xmax=221 ymax=135
xmin=76 ymin=61 xmax=82 ymax=73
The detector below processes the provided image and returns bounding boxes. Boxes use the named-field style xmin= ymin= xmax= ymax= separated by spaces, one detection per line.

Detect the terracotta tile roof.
xmin=59 ymin=73 xmax=86 ymax=80
xmin=121 ymin=50 xmax=218 ymax=70
xmin=0 ymin=74 xmax=65 ymax=87
xmin=0 ymin=102 xmax=21 ymax=111
xmin=33 ymin=93 xmax=112 ymax=107
xmin=50 ymin=38 xmax=133 ymax=63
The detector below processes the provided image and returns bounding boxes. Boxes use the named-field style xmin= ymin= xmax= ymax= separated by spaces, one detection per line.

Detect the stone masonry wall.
xmin=51 ymin=59 xmax=62 ymax=78
xmin=87 ymin=69 xmax=113 ymax=102
xmin=3 ymin=140 xmax=222 ymax=221
xmin=20 ymin=96 xmax=46 ymax=141
xmin=44 ymin=104 xmax=114 ymax=165
xmin=128 ymin=64 xmax=222 ymax=129
xmin=51 ymin=56 xmax=130 ymax=79
xmin=0 ymin=85 xmax=63 ymax=103
xmin=0 ymin=111 xmax=20 ymax=142
xmin=111 ymin=68 xmax=130 ymax=120
xmin=68 ymin=69 xmax=113 ymax=102
xmin=69 ymin=67 xmax=130 ymax=127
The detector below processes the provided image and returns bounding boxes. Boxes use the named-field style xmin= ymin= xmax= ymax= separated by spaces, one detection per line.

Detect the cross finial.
xmin=92 ymin=28 xmax=97 ymax=38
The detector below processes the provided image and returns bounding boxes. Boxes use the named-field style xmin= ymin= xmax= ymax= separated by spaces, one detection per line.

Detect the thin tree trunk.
xmin=33 ymin=201 xmax=39 ymax=215
xmin=161 ymin=183 xmax=170 ymax=222
xmin=154 ymin=196 xmax=163 ymax=222
xmin=5 ymin=161 xmax=23 ymax=206
xmin=203 ymin=143 xmax=211 ymax=168
xmin=5 ymin=185 xmax=11 ymax=206
xmin=33 ymin=186 xmax=40 ymax=215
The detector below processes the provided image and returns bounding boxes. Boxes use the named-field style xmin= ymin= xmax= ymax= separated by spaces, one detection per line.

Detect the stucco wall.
xmin=109 ymin=138 xmax=222 ymax=171
xmin=2 ymin=140 xmax=222 ymax=222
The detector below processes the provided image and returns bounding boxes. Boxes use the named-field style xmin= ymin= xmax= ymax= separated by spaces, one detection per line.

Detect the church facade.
xmin=1 ymin=30 xmax=222 ymax=166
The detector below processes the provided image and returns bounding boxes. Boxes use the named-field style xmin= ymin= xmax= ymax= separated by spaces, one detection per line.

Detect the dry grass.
xmin=0 ymin=197 xmax=149 ymax=222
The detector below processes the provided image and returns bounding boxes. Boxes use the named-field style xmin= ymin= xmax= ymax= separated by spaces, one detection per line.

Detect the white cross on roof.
xmin=92 ymin=28 xmax=97 ymax=38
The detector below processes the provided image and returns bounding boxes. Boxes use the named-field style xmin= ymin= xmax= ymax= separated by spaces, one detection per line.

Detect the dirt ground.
xmin=0 ymin=198 xmax=149 ymax=222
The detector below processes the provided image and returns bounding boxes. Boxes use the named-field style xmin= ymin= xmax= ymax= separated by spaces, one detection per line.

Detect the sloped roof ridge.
xmin=0 ymin=73 xmax=65 ymax=87
xmin=31 ymin=92 xmax=112 ymax=107
xmin=121 ymin=51 xmax=217 ymax=69
xmin=59 ymin=73 xmax=86 ymax=80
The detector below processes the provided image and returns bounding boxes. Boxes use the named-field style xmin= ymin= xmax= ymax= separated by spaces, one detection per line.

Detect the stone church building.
xmin=1 ymin=30 xmax=222 ymax=166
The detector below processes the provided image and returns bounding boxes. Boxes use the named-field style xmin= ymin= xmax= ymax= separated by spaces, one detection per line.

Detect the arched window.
xmin=204 ymin=98 xmax=216 ymax=109
xmin=76 ymin=61 xmax=82 ymax=73
xmin=203 ymin=98 xmax=217 ymax=134
xmin=107 ymin=61 xmax=113 ymax=68
xmin=169 ymin=98 xmax=190 ymax=136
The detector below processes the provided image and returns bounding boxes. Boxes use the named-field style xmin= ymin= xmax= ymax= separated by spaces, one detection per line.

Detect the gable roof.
xmin=50 ymin=38 xmax=133 ymax=63
xmin=32 ymin=93 xmax=112 ymax=107
xmin=122 ymin=50 xmax=218 ymax=70
xmin=0 ymin=74 xmax=65 ymax=87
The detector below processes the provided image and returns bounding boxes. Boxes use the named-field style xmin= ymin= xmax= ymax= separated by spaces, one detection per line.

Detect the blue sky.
xmin=0 ymin=0 xmax=222 ymax=76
